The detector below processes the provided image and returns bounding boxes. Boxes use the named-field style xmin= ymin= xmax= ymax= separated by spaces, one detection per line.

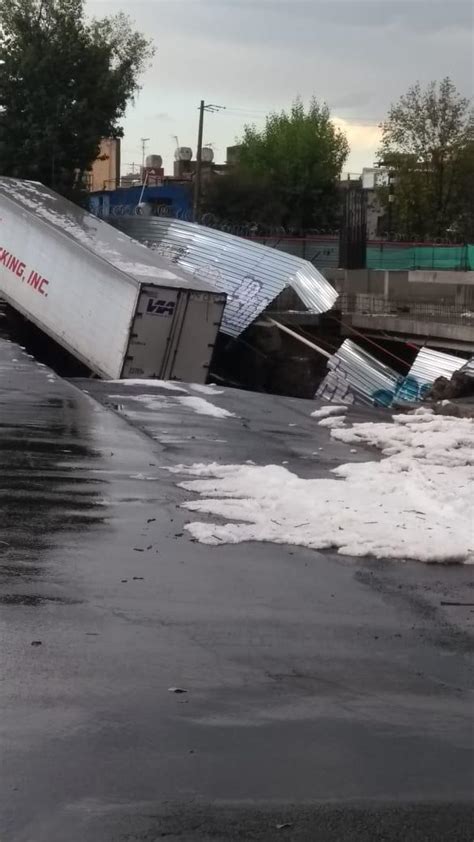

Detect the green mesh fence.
xmin=467 ymin=244 xmax=474 ymax=271
xmin=366 ymin=244 xmax=472 ymax=271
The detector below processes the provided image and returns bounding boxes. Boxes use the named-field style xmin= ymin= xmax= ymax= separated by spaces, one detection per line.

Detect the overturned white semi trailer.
xmin=0 ymin=179 xmax=226 ymax=382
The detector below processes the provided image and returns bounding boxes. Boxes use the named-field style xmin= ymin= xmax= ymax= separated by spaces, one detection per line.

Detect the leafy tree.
xmin=203 ymin=98 xmax=349 ymax=232
xmin=0 ymin=0 xmax=154 ymax=196
xmin=378 ymin=78 xmax=474 ymax=239
xmin=201 ymin=169 xmax=286 ymax=234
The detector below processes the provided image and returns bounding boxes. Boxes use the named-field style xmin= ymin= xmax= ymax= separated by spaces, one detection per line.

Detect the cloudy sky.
xmin=86 ymin=0 xmax=473 ymax=176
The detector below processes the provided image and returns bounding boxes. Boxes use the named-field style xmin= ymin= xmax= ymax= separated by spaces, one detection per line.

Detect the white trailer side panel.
xmin=0 ymin=193 xmax=139 ymax=378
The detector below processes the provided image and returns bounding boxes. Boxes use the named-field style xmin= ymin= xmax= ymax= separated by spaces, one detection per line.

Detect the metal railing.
xmin=339 ymin=293 xmax=474 ymax=326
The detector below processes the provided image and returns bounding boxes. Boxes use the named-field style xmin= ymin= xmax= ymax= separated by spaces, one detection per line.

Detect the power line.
xmin=223 ymin=107 xmax=269 ymax=115
xmin=220 ymin=106 xmax=382 ymax=125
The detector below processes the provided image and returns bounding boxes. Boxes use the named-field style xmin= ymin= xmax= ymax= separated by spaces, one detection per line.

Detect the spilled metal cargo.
xmin=316 ymin=339 xmax=401 ymax=406
xmin=399 ymin=347 xmax=469 ymax=401
xmin=0 ymin=179 xmax=225 ymax=381
xmin=109 ymin=216 xmax=339 ymax=337
xmin=317 ymin=341 xmax=470 ymax=407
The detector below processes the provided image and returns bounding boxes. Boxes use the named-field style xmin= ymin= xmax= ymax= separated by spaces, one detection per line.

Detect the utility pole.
xmin=193 ymin=101 xmax=205 ymax=223
xmin=193 ymin=101 xmax=225 ymax=222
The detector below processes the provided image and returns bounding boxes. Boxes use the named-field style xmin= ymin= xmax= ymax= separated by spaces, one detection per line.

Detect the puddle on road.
xmin=0 ymin=593 xmax=83 ymax=606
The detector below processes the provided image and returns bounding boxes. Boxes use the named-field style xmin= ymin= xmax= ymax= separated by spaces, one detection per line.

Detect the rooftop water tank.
xmin=145 ymin=154 xmax=163 ymax=169
xmin=174 ymin=147 xmax=193 ymax=161
xmin=201 ymin=147 xmax=214 ymax=163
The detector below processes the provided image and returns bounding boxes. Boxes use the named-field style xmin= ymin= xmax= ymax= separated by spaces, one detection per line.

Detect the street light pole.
xmin=192 ymin=101 xmax=225 ymax=223
xmin=140 ymin=137 xmax=150 ymax=181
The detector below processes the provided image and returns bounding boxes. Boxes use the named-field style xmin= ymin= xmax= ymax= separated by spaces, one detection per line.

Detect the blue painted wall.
xmin=88 ymin=184 xmax=192 ymax=220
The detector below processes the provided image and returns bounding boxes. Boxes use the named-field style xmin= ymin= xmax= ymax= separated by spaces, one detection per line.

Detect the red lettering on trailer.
xmin=7 ymin=255 xmax=19 ymax=274
xmin=27 ymin=270 xmax=49 ymax=296
xmin=28 ymin=271 xmax=40 ymax=289
xmin=0 ymin=246 xmax=50 ymax=297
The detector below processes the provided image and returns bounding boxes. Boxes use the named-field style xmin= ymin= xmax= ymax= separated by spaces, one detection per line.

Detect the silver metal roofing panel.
xmin=398 ymin=347 xmax=467 ymax=401
xmin=0 ymin=179 xmax=218 ymax=293
xmin=317 ymin=343 xmax=471 ymax=407
xmin=110 ymin=217 xmax=338 ymax=337
xmin=316 ymin=339 xmax=401 ymax=407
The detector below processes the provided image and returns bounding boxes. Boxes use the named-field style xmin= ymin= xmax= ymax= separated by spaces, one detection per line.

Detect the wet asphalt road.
xmin=0 ymin=339 xmax=473 ymax=841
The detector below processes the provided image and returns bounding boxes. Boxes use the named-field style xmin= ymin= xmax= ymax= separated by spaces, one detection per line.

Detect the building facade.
xmin=85 ymin=138 xmax=121 ymax=192
xmin=88 ymin=182 xmax=192 ymax=220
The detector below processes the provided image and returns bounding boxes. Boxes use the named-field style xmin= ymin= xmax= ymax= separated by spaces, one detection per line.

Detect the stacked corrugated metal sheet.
xmin=316 ymin=339 xmax=401 ymax=406
xmin=110 ymin=217 xmax=338 ymax=337
xmin=316 ymin=343 xmax=471 ymax=407
xmin=403 ymin=347 xmax=466 ymax=396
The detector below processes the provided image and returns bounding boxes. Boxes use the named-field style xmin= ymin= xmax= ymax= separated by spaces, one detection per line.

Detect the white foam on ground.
xmin=177 ymin=396 xmax=234 ymax=418
xmin=311 ymin=405 xmax=348 ymax=419
xmin=190 ymin=383 xmax=225 ymax=395
xmin=168 ymin=409 xmax=473 ymax=563
xmin=108 ymin=394 xmax=171 ymax=411
xmin=317 ymin=415 xmax=346 ymax=428
xmin=108 ymin=379 xmax=188 ymax=392
xmin=109 ymin=391 xmax=234 ymax=419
